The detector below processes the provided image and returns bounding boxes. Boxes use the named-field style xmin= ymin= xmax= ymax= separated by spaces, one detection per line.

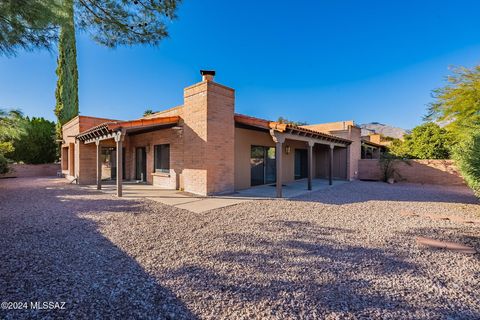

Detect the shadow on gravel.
xmin=162 ymin=220 xmax=420 ymax=317
xmin=163 ymin=219 xmax=479 ymax=318
xmin=0 ymin=179 xmax=197 ymax=319
xmin=294 ymin=181 xmax=480 ymax=205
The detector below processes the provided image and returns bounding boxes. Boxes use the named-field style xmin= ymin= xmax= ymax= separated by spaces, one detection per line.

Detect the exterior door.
xmin=250 ymin=146 xmax=276 ymax=186
xmin=295 ymin=149 xmax=308 ymax=179
xmin=135 ymin=147 xmax=147 ymax=181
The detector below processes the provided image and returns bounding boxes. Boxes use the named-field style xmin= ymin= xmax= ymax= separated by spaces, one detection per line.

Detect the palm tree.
xmin=0 ymin=108 xmax=25 ymax=141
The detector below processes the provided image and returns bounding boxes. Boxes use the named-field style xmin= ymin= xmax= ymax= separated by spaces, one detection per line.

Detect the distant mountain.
xmin=360 ymin=122 xmax=409 ymax=139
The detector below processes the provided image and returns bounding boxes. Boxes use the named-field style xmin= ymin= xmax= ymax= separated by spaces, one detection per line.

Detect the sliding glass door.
xmin=250 ymin=146 xmax=276 ymax=186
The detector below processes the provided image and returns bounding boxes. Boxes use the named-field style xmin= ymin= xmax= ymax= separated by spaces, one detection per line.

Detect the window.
xmin=154 ymin=144 xmax=170 ymax=173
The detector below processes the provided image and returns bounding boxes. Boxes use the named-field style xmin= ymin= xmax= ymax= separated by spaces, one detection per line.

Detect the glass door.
xmin=294 ymin=149 xmax=308 ymax=179
xmin=135 ymin=147 xmax=147 ymax=182
xmin=250 ymin=146 xmax=276 ymax=186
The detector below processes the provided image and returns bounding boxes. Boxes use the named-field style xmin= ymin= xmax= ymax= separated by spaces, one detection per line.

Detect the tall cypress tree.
xmin=54 ymin=0 xmax=78 ymax=138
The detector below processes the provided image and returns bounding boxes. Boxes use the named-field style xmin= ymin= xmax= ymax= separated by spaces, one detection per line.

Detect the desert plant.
xmin=378 ymin=152 xmax=411 ymax=183
xmin=453 ymin=130 xmax=480 ymax=196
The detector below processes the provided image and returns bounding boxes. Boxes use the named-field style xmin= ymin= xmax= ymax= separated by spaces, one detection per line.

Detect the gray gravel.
xmin=0 ymin=177 xmax=479 ymax=319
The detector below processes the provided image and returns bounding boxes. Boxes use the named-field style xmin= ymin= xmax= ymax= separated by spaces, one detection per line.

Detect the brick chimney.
xmin=182 ymin=71 xmax=235 ymax=195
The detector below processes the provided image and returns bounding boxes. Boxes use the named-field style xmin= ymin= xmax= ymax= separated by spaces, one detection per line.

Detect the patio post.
xmin=307 ymin=141 xmax=314 ymax=190
xmin=95 ymin=139 xmax=101 ymax=190
xmin=346 ymin=144 xmax=351 ymax=181
xmin=329 ymin=144 xmax=334 ymax=185
xmin=270 ymin=130 xmax=285 ymax=198
xmin=114 ymin=131 xmax=124 ymax=197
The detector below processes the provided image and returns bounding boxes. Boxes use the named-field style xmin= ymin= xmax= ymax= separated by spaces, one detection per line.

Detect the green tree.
xmin=0 ymin=1 xmax=62 ymax=56
xmin=8 ymin=117 xmax=57 ymax=164
xmin=0 ymin=108 xmax=26 ymax=173
xmin=427 ymin=65 xmax=480 ymax=139
xmin=0 ymin=108 xmax=25 ymax=141
xmin=0 ymin=0 xmax=182 ymax=56
xmin=389 ymin=123 xmax=451 ymax=159
xmin=427 ymin=65 xmax=480 ymax=196
xmin=54 ymin=0 xmax=78 ymax=138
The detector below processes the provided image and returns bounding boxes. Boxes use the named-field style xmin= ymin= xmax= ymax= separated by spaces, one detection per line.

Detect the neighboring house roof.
xmin=76 ymin=116 xmax=180 ymax=142
xmin=234 ymin=113 xmax=352 ymax=144
xmin=361 ymin=139 xmax=386 ymax=148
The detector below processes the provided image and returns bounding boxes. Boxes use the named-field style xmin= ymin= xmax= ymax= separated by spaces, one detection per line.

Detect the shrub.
xmin=8 ymin=117 xmax=57 ymax=164
xmin=0 ymin=153 xmax=9 ymax=174
xmin=453 ymin=130 xmax=480 ymax=196
xmin=390 ymin=122 xmax=452 ymax=159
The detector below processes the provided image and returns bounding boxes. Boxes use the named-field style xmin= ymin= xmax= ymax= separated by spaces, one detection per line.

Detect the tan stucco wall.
xmin=234 ymin=128 xmax=321 ymax=190
xmin=328 ymin=126 xmax=361 ymax=180
xmin=303 ymin=121 xmax=355 ymax=132
xmin=358 ymin=159 xmax=465 ymax=185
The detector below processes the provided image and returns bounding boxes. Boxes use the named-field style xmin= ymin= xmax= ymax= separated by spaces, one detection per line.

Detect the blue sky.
xmin=1 ymin=0 xmax=480 ymax=129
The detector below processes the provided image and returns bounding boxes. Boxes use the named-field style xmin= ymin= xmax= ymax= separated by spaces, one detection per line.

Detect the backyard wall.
xmin=1 ymin=163 xmax=60 ymax=178
xmin=358 ymin=159 xmax=465 ymax=186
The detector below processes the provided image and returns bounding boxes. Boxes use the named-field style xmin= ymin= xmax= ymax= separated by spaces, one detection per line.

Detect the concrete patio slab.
xmin=81 ymin=183 xmax=251 ymax=213
xmin=81 ymin=179 xmax=347 ymax=213
xmin=233 ymin=178 xmax=347 ymax=199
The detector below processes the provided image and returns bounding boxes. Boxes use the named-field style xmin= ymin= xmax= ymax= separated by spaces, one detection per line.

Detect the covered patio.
xmin=235 ymin=114 xmax=353 ymax=197
xmin=75 ymin=116 xmax=181 ymax=197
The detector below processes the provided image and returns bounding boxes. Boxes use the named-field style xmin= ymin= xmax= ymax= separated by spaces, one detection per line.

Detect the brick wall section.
xmin=358 ymin=159 xmax=466 ymax=185
xmin=1 ymin=163 xmax=60 ymax=178
xmin=127 ymin=128 xmax=183 ymax=189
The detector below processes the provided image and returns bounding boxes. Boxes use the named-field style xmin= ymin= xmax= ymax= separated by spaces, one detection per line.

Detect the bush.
xmin=453 ymin=130 xmax=480 ymax=196
xmin=8 ymin=117 xmax=57 ymax=164
xmin=0 ymin=153 xmax=9 ymax=174
xmin=390 ymin=122 xmax=452 ymax=159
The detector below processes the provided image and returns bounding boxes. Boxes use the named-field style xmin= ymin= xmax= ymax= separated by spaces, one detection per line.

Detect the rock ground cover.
xmin=0 ymin=177 xmax=479 ymax=319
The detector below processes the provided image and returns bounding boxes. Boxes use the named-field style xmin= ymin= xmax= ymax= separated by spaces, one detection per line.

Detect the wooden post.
xmin=307 ymin=141 xmax=314 ymax=190
xmin=96 ymin=139 xmax=101 ymax=190
xmin=329 ymin=144 xmax=334 ymax=185
xmin=115 ymin=132 xmax=123 ymax=197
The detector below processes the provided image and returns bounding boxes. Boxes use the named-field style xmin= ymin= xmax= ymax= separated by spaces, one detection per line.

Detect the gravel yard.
xmin=1 ymin=177 xmax=479 ymax=319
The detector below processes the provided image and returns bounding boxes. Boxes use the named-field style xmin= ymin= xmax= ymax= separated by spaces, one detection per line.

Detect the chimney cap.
xmin=200 ymin=70 xmax=216 ymax=76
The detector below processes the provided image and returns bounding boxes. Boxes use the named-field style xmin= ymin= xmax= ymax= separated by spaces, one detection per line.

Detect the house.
xmin=61 ymin=70 xmax=372 ymax=198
